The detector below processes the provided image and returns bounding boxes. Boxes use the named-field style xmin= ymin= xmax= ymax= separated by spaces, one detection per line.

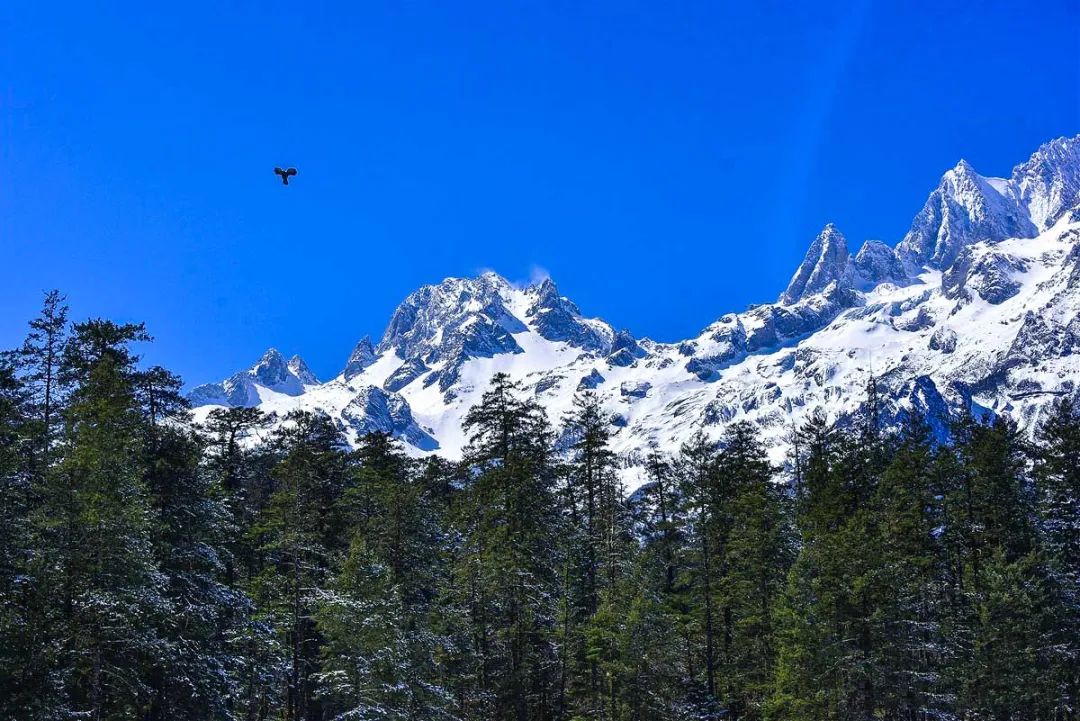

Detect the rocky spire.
xmin=779 ymin=224 xmax=852 ymax=304
xmin=897 ymin=157 xmax=1035 ymax=270
xmin=288 ymin=355 xmax=318 ymax=385
xmin=342 ymin=336 xmax=376 ymax=380
xmin=1007 ymin=134 xmax=1080 ymax=231
xmin=250 ymin=348 xmax=291 ymax=388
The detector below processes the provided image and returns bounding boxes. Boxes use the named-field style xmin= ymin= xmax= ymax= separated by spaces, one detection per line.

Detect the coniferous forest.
xmin=2 ymin=292 xmax=1078 ymax=721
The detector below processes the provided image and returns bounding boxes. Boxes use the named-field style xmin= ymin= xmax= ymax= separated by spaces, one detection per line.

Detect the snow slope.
xmin=190 ymin=135 xmax=1080 ymax=492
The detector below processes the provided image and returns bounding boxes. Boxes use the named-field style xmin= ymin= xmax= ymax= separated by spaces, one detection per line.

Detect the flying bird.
xmin=274 ymin=167 xmax=298 ymax=185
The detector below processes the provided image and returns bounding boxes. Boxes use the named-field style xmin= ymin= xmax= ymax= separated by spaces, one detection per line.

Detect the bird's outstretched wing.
xmin=274 ymin=167 xmax=285 ymax=176
xmin=286 ymin=167 xmax=297 ymax=177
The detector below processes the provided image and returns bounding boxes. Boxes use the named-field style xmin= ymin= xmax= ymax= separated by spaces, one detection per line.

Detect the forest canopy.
xmin=1 ymin=292 xmax=1077 ymax=721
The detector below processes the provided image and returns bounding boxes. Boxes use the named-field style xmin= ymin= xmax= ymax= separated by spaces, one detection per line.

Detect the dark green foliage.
xmin=316 ymin=432 xmax=454 ymax=720
xmin=0 ymin=300 xmax=1077 ymax=721
xmin=443 ymin=373 xmax=563 ymax=720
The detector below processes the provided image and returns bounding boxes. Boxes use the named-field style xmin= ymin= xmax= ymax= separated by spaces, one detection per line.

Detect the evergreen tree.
xmin=948 ymin=416 xmax=1057 ymax=718
xmin=317 ymin=432 xmax=454 ymax=720
xmin=675 ymin=432 xmax=723 ymax=704
xmin=1033 ymin=398 xmax=1080 ymax=712
xmin=445 ymin=373 xmax=562 ymax=720
xmin=770 ymin=409 xmax=881 ymax=721
xmin=142 ymin=417 xmax=249 ymax=720
xmin=0 ymin=352 xmax=40 ymax=716
xmin=584 ymin=553 xmax=686 ymax=721
xmin=249 ymin=411 xmax=350 ymax=721
xmin=560 ymin=392 xmax=635 ymax=716
xmin=44 ymin=320 xmax=169 ymax=719
xmin=715 ymin=422 xmax=794 ymax=721
xmin=20 ymin=290 xmax=69 ymax=469
xmin=869 ymin=419 xmax=953 ymax=719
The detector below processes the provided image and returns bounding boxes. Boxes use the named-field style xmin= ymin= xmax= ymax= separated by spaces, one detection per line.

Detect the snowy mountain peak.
xmin=187 ymin=134 xmax=1080 ymax=494
xmin=895 ymin=136 xmax=1080 ymax=273
xmin=1008 ymin=134 xmax=1080 ymax=231
xmin=779 ymin=224 xmax=852 ymax=304
xmin=524 ymin=276 xmax=614 ymax=352
xmin=251 ymin=348 xmax=290 ymax=387
xmin=896 ymin=156 xmax=1036 ymax=271
xmin=852 ymin=240 xmax=907 ymax=289
xmin=287 ymin=355 xmax=318 ymax=385
xmin=375 ymin=274 xmax=527 ymax=398
xmin=342 ymin=336 xmax=376 ymax=380
xmin=187 ymin=347 xmax=314 ymax=408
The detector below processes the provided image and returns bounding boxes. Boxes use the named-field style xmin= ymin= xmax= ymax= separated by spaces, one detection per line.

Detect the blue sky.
xmin=2 ymin=1 xmax=1078 ymax=387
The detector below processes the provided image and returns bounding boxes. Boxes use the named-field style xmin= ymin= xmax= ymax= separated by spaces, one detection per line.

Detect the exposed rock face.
xmin=577 ymin=369 xmax=605 ymax=390
xmin=779 ymin=224 xmax=853 ymax=304
xmin=342 ymin=336 xmax=376 ymax=380
xmin=929 ymin=327 xmax=957 ymax=354
xmin=341 ymin=386 xmax=438 ymax=450
xmin=526 ymin=278 xmax=613 ymax=352
xmin=853 ymin=240 xmax=907 ymax=288
xmin=383 ymin=358 xmax=428 ymax=393
xmin=620 ymin=381 xmax=651 ymax=399
xmin=288 ymin=355 xmax=318 ymax=385
xmin=897 ymin=159 xmax=1036 ymax=270
xmin=1008 ymin=135 xmax=1080 ymax=231
xmin=608 ymin=330 xmax=646 ymax=367
xmin=188 ymin=135 xmax=1080 ymax=494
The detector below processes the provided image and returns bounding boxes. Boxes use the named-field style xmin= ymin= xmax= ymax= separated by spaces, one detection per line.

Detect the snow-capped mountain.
xmin=190 ymin=135 xmax=1080 ymax=491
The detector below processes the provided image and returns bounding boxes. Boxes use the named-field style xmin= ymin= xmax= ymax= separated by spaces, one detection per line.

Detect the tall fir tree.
xmin=0 ymin=352 xmax=39 ymax=716
xmin=20 ymin=290 xmax=69 ymax=470
xmin=445 ymin=373 xmax=562 ymax=720
xmin=713 ymin=422 xmax=794 ymax=721
xmin=45 ymin=320 xmax=169 ymax=719
xmin=560 ymin=391 xmax=635 ymax=717
xmin=1033 ymin=398 xmax=1080 ymax=712
xmin=249 ymin=411 xmax=351 ymax=721
xmin=317 ymin=432 xmax=455 ymax=720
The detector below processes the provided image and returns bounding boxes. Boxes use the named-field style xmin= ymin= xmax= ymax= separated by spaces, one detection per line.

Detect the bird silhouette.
xmin=274 ymin=167 xmax=298 ymax=185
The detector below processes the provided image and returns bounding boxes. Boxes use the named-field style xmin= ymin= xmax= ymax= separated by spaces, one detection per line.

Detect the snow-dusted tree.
xmin=444 ymin=373 xmax=562 ymax=720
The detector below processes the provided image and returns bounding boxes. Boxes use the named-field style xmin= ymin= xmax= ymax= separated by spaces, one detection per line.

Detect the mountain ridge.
xmin=190 ymin=134 xmax=1080 ymax=491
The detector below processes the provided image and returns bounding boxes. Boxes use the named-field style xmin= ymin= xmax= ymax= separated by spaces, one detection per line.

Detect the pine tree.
xmin=0 ymin=352 xmax=40 ymax=716
xmin=1033 ymin=398 xmax=1080 ymax=713
xmin=203 ymin=405 xmax=271 ymax=587
xmin=45 ymin=319 xmax=169 ymax=719
xmin=869 ymin=419 xmax=953 ymax=719
xmin=559 ymin=391 xmax=635 ymax=717
xmin=20 ymin=290 xmax=69 ymax=469
xmin=317 ymin=432 xmax=454 ymax=720
xmin=583 ymin=552 xmax=686 ymax=721
xmin=249 ymin=411 xmax=350 ymax=721
xmin=141 ymin=417 xmax=249 ymax=720
xmin=948 ymin=416 xmax=1057 ymax=718
xmin=770 ymin=409 xmax=880 ymax=721
xmin=675 ymin=432 xmax=722 ymax=705
xmin=715 ymin=422 xmax=794 ymax=721
xmin=445 ymin=373 xmax=562 ymax=720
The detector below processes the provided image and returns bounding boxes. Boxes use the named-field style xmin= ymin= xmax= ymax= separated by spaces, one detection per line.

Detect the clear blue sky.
xmin=2 ymin=1 xmax=1078 ymax=387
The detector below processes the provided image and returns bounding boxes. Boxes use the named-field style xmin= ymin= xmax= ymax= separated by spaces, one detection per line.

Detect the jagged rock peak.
xmin=853 ymin=240 xmax=907 ymax=288
xmin=525 ymin=276 xmax=614 ymax=352
xmin=1008 ymin=134 xmax=1080 ymax=231
xmin=342 ymin=336 xmax=376 ymax=380
xmin=288 ymin=355 xmax=318 ymax=385
xmin=376 ymin=272 xmax=522 ymax=360
xmin=779 ymin=223 xmax=852 ymax=304
xmin=251 ymin=347 xmax=291 ymax=387
xmin=897 ymin=155 xmax=1036 ymax=271
xmin=526 ymin=277 xmax=582 ymax=315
